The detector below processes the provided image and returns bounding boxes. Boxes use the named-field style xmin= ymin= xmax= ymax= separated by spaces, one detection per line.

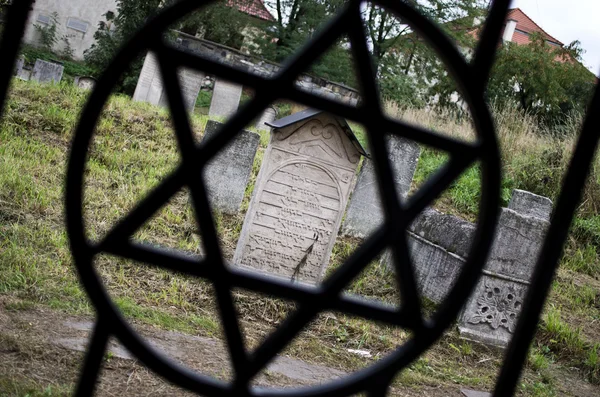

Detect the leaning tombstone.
xmin=458 ymin=204 xmax=551 ymax=348
xmin=208 ymin=78 xmax=243 ymax=120
xmin=508 ymin=189 xmax=553 ymax=222
xmin=342 ymin=136 xmax=420 ymax=238
xmin=202 ymin=120 xmax=260 ymax=214
xmin=133 ymin=51 xmax=204 ymax=112
xmin=74 ymin=76 xmax=97 ymax=91
xmin=233 ymin=109 xmax=368 ymax=284
xmin=31 ymin=59 xmax=63 ymax=84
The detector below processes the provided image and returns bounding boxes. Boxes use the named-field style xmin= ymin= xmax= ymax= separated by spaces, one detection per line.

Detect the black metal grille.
xmin=0 ymin=0 xmax=599 ymax=396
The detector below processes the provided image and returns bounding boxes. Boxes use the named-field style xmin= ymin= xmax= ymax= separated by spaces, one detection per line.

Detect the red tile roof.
xmin=505 ymin=8 xmax=563 ymax=46
xmin=227 ymin=0 xmax=275 ymax=22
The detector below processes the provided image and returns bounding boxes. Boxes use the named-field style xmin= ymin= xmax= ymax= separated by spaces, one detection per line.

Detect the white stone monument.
xmin=233 ymin=109 xmax=367 ymax=284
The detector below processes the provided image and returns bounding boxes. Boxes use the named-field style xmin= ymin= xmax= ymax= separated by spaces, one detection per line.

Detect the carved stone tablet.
xmin=209 ymin=78 xmax=243 ymax=120
xmin=459 ymin=207 xmax=550 ymax=348
xmin=233 ymin=111 xmax=365 ymax=284
xmin=341 ymin=136 xmax=420 ymax=238
xmin=133 ymin=52 xmax=204 ymax=112
xmin=31 ymin=59 xmax=63 ymax=84
xmin=202 ymin=120 xmax=260 ymax=214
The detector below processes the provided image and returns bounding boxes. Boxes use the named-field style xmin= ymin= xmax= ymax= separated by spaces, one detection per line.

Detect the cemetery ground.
xmin=1 ymin=80 xmax=600 ymax=396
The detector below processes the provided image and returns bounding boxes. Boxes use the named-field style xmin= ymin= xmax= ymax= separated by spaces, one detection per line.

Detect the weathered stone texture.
xmin=342 ymin=136 xmax=420 ymax=238
xmin=508 ymin=189 xmax=553 ymax=221
xmin=459 ymin=207 xmax=550 ymax=348
xmin=202 ymin=121 xmax=259 ymax=214
xmin=74 ymin=76 xmax=96 ymax=90
xmin=254 ymin=106 xmax=277 ymax=131
xmin=209 ymin=78 xmax=243 ymax=120
xmin=31 ymin=59 xmax=63 ymax=84
xmin=234 ymin=113 xmax=361 ymax=284
xmin=133 ymin=52 xmax=204 ymax=112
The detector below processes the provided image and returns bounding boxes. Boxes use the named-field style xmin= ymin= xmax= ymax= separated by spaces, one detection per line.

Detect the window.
xmin=67 ymin=17 xmax=89 ymax=33
xmin=36 ymin=14 xmax=51 ymax=25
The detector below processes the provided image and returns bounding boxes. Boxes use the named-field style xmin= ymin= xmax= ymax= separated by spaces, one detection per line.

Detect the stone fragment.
xmin=202 ymin=120 xmax=260 ymax=214
xmin=233 ymin=110 xmax=367 ymax=284
xmin=508 ymin=189 xmax=553 ymax=221
xmin=342 ymin=136 xmax=420 ymax=238
xmin=133 ymin=52 xmax=204 ymax=112
xmin=459 ymin=208 xmax=550 ymax=348
xmin=31 ymin=59 xmax=63 ymax=84
xmin=74 ymin=76 xmax=96 ymax=90
xmin=461 ymin=389 xmax=492 ymax=397
xmin=208 ymin=78 xmax=243 ymax=120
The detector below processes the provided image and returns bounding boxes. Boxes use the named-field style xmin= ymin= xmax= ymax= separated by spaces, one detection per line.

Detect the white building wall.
xmin=23 ymin=0 xmax=118 ymax=60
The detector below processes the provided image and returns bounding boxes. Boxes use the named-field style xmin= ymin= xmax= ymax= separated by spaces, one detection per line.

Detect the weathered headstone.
xmin=342 ymin=136 xmax=420 ymax=238
xmin=233 ymin=109 xmax=367 ymax=284
xmin=14 ymin=57 xmax=24 ymax=77
xmin=254 ymin=106 xmax=277 ymax=131
xmin=461 ymin=389 xmax=491 ymax=397
xmin=133 ymin=52 xmax=204 ymax=112
xmin=508 ymin=189 xmax=553 ymax=222
xmin=74 ymin=76 xmax=96 ymax=91
xmin=31 ymin=59 xmax=63 ymax=84
xmin=208 ymin=78 xmax=243 ymax=119
xmin=202 ymin=120 xmax=260 ymax=214
xmin=459 ymin=207 xmax=550 ymax=348
xmin=382 ymin=207 xmax=474 ymax=303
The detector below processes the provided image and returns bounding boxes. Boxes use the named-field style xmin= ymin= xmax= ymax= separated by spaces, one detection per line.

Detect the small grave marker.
xmin=31 ymin=59 xmax=63 ymax=84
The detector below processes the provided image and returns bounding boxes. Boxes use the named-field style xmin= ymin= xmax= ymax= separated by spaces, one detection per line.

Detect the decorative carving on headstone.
xmin=467 ymin=282 xmax=523 ymax=333
xmin=208 ymin=78 xmax=243 ymax=120
xmin=133 ymin=52 xmax=204 ymax=112
xmin=31 ymin=59 xmax=63 ymax=84
xmin=202 ymin=120 xmax=260 ymax=214
xmin=233 ymin=109 xmax=367 ymax=284
xmin=342 ymin=136 xmax=420 ymax=238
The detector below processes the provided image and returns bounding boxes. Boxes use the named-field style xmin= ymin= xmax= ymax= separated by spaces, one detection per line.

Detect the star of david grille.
xmin=1 ymin=0 xmax=600 ymax=396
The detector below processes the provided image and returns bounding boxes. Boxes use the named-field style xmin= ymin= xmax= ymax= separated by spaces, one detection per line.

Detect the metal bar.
xmin=74 ymin=319 xmax=110 ymax=397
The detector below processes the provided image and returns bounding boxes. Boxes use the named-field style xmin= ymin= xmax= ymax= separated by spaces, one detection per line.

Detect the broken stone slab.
xmin=461 ymin=389 xmax=491 ymax=397
xmin=208 ymin=78 xmax=243 ymax=120
xmin=31 ymin=59 xmax=63 ymax=84
xmin=341 ymin=136 xmax=420 ymax=238
xmin=508 ymin=189 xmax=553 ymax=221
xmin=459 ymin=207 xmax=550 ymax=348
xmin=202 ymin=120 xmax=260 ymax=215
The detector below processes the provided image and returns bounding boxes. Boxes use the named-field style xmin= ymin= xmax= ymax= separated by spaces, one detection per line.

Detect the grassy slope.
xmin=0 ymin=80 xmax=599 ymax=395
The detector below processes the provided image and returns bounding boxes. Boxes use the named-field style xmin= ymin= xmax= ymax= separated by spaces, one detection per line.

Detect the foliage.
xmin=20 ymin=45 xmax=96 ymax=80
xmin=84 ymin=1 xmax=163 ymax=94
xmin=486 ymin=34 xmax=595 ymax=126
xmin=34 ymin=12 xmax=59 ymax=51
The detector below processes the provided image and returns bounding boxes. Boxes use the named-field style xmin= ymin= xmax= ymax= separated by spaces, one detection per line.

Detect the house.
xmin=499 ymin=8 xmax=563 ymax=47
xmin=22 ymin=0 xmax=118 ymax=60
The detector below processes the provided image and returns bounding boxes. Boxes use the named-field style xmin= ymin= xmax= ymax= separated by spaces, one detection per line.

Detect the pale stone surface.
xmin=461 ymin=389 xmax=491 ymax=397
xmin=255 ymin=106 xmax=277 ymax=131
xmin=31 ymin=59 xmax=63 ymax=84
xmin=133 ymin=52 xmax=204 ymax=112
xmin=74 ymin=76 xmax=96 ymax=90
xmin=209 ymin=78 xmax=243 ymax=120
xmin=459 ymin=208 xmax=550 ymax=348
xmin=202 ymin=121 xmax=260 ymax=214
xmin=508 ymin=189 xmax=553 ymax=221
xmin=14 ymin=57 xmax=24 ymax=76
xmin=342 ymin=136 xmax=420 ymax=238
xmin=233 ymin=113 xmax=361 ymax=284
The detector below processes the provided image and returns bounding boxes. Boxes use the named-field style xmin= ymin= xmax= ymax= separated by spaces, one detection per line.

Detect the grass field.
xmin=1 ymin=79 xmax=599 ymax=395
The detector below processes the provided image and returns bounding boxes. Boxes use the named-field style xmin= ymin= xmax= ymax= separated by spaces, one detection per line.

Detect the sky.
xmin=511 ymin=0 xmax=600 ymax=73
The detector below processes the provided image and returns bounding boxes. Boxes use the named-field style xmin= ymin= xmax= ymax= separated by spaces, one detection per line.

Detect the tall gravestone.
xmin=459 ymin=205 xmax=550 ymax=348
xmin=209 ymin=78 xmax=243 ymax=120
xmin=202 ymin=120 xmax=260 ymax=214
xmin=342 ymin=137 xmax=420 ymax=238
xmin=254 ymin=106 xmax=277 ymax=131
xmin=133 ymin=52 xmax=204 ymax=112
xmin=31 ymin=59 xmax=63 ymax=84
xmin=233 ymin=109 xmax=367 ymax=284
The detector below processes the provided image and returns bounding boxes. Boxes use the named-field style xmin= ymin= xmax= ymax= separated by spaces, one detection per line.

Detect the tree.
xmin=486 ymin=33 xmax=595 ymax=126
xmin=84 ymin=0 xmax=163 ymax=94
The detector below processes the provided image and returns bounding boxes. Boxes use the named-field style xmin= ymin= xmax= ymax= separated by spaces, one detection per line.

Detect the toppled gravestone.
xmin=508 ymin=189 xmax=553 ymax=222
xmin=209 ymin=78 xmax=243 ymax=120
xmin=458 ymin=206 xmax=550 ymax=348
xmin=233 ymin=109 xmax=367 ymax=284
xmin=202 ymin=120 xmax=260 ymax=214
xmin=341 ymin=136 xmax=420 ymax=238
xmin=31 ymin=59 xmax=63 ymax=84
